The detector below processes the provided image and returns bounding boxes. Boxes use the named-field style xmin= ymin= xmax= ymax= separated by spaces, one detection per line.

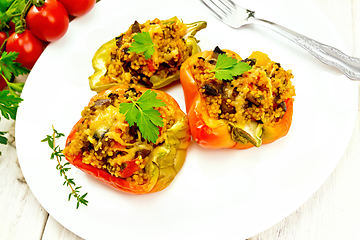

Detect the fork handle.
xmin=249 ymin=17 xmax=360 ymax=80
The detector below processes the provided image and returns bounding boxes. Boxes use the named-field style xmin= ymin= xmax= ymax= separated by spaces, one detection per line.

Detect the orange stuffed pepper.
xmin=179 ymin=46 xmax=295 ymax=149
xmin=63 ymin=85 xmax=191 ymax=194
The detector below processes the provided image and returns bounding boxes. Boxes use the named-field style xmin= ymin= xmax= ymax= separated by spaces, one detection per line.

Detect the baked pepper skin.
xmin=64 ymin=85 xmax=191 ymax=194
xmin=89 ymin=17 xmax=207 ymax=92
xmin=180 ymin=50 xmax=294 ymax=149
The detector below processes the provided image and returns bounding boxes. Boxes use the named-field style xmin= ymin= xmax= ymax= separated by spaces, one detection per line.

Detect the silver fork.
xmin=200 ymin=0 xmax=360 ymax=81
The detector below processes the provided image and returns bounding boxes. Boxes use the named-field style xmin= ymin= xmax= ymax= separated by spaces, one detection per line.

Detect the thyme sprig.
xmin=41 ymin=126 xmax=88 ymax=209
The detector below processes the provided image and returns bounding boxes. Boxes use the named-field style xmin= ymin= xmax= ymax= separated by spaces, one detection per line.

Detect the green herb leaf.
xmin=210 ymin=53 xmax=252 ymax=80
xmin=0 ymin=0 xmax=27 ymax=32
xmin=0 ymin=51 xmax=30 ymax=96
xmin=119 ymin=90 xmax=165 ymax=143
xmin=0 ymin=51 xmax=30 ymax=79
xmin=137 ymin=109 xmax=162 ymax=144
xmin=119 ymin=102 xmax=139 ymax=127
xmin=0 ymin=90 xmax=23 ymax=120
xmin=7 ymin=81 xmax=25 ymax=94
xmin=136 ymin=89 xmax=165 ymax=109
xmin=128 ymin=32 xmax=156 ymax=60
xmin=0 ymin=131 xmax=7 ymax=155
xmin=43 ymin=127 xmax=88 ymax=209
xmin=0 ymin=131 xmax=8 ymax=145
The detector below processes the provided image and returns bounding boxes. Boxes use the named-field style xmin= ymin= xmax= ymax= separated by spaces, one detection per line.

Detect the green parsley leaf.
xmin=119 ymin=90 xmax=166 ymax=143
xmin=137 ymin=109 xmax=162 ymax=144
xmin=136 ymin=89 xmax=165 ymax=109
xmin=120 ymin=102 xmax=139 ymax=127
xmin=0 ymin=131 xmax=7 ymax=155
xmin=143 ymin=109 xmax=164 ymax=127
xmin=0 ymin=90 xmax=23 ymax=120
xmin=210 ymin=53 xmax=252 ymax=80
xmin=0 ymin=51 xmax=30 ymax=79
xmin=0 ymin=131 xmax=8 ymax=145
xmin=0 ymin=51 xmax=29 ymax=96
xmin=0 ymin=0 xmax=27 ymax=32
xmin=128 ymin=32 xmax=156 ymax=60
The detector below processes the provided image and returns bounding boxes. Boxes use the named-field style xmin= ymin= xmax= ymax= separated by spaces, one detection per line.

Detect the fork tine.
xmin=222 ymin=0 xmax=236 ymax=8
xmin=200 ymin=0 xmax=237 ymax=20
xmin=200 ymin=0 xmax=225 ymax=20
xmin=200 ymin=0 xmax=252 ymax=28
xmin=217 ymin=0 xmax=236 ymax=11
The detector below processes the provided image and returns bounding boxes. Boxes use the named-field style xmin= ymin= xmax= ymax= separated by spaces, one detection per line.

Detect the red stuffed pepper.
xmin=63 ymin=85 xmax=191 ymax=194
xmin=179 ymin=47 xmax=295 ymax=149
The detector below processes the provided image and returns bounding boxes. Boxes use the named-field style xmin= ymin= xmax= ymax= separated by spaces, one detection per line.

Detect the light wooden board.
xmin=0 ymin=0 xmax=358 ymax=239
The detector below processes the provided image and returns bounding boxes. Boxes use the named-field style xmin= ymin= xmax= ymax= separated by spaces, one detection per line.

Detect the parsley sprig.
xmin=0 ymin=90 xmax=22 ymax=120
xmin=128 ymin=32 xmax=157 ymax=60
xmin=0 ymin=51 xmax=30 ymax=155
xmin=0 ymin=131 xmax=7 ymax=146
xmin=41 ymin=126 xmax=88 ymax=209
xmin=210 ymin=53 xmax=252 ymax=80
xmin=0 ymin=51 xmax=29 ymax=95
xmin=120 ymin=90 xmax=165 ymax=144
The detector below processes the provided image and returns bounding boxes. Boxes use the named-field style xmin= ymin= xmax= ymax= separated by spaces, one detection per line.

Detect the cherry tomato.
xmin=0 ymin=31 xmax=7 ymax=48
xmin=59 ymin=0 xmax=95 ymax=17
xmin=26 ymin=0 xmax=69 ymax=42
xmin=0 ymin=20 xmax=15 ymax=47
xmin=7 ymin=21 xmax=16 ymax=36
xmin=6 ymin=30 xmax=46 ymax=69
xmin=0 ymin=76 xmax=7 ymax=90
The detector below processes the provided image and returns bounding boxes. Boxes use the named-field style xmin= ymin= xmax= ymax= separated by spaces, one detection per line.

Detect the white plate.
xmin=16 ymin=0 xmax=358 ymax=239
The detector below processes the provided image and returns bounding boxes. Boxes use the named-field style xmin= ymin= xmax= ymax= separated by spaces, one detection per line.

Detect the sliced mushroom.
xmin=135 ymin=149 xmax=152 ymax=159
xmin=212 ymin=46 xmax=226 ymax=58
xmin=220 ymin=98 xmax=236 ymax=115
xmin=90 ymin=99 xmax=111 ymax=110
xmin=241 ymin=58 xmax=257 ymax=67
xmin=131 ymin=21 xmax=141 ymax=33
xmin=202 ymin=84 xmax=220 ymax=96
xmin=115 ymin=34 xmax=124 ymax=48
xmin=278 ymin=101 xmax=287 ymax=112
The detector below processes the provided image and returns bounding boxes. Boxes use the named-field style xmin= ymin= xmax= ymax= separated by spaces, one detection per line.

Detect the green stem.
xmin=51 ymin=127 xmax=78 ymax=197
xmin=15 ymin=0 xmax=33 ymax=33
xmin=0 ymin=39 xmax=7 ymax=53
xmin=32 ymin=0 xmax=44 ymax=7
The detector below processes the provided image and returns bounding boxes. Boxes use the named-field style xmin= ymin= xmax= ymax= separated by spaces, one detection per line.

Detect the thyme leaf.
xmin=41 ymin=126 xmax=88 ymax=209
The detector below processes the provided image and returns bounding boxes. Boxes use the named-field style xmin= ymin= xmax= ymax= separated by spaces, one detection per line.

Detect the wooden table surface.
xmin=0 ymin=0 xmax=359 ymax=239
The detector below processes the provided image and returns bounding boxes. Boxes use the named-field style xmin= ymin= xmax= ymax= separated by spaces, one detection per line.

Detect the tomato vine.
xmin=0 ymin=0 xmax=97 ymax=154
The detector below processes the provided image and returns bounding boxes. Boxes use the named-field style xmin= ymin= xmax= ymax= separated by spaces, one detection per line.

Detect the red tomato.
xmin=0 ymin=76 xmax=7 ymax=90
xmin=59 ymin=0 xmax=95 ymax=17
xmin=0 ymin=31 xmax=7 ymax=48
xmin=0 ymin=20 xmax=16 ymax=47
xmin=6 ymin=30 xmax=46 ymax=69
xmin=26 ymin=0 xmax=69 ymax=42
xmin=147 ymin=59 xmax=156 ymax=72
xmin=7 ymin=21 xmax=16 ymax=36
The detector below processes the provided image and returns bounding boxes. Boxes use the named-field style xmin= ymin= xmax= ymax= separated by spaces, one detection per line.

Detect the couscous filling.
xmin=190 ymin=49 xmax=295 ymax=128
xmin=63 ymin=87 xmax=177 ymax=185
xmin=100 ymin=18 xmax=192 ymax=88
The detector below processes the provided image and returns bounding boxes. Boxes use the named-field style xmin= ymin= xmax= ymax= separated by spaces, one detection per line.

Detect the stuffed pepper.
xmin=89 ymin=16 xmax=207 ymax=92
xmin=180 ymin=47 xmax=296 ymax=149
xmin=63 ymin=85 xmax=191 ymax=194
